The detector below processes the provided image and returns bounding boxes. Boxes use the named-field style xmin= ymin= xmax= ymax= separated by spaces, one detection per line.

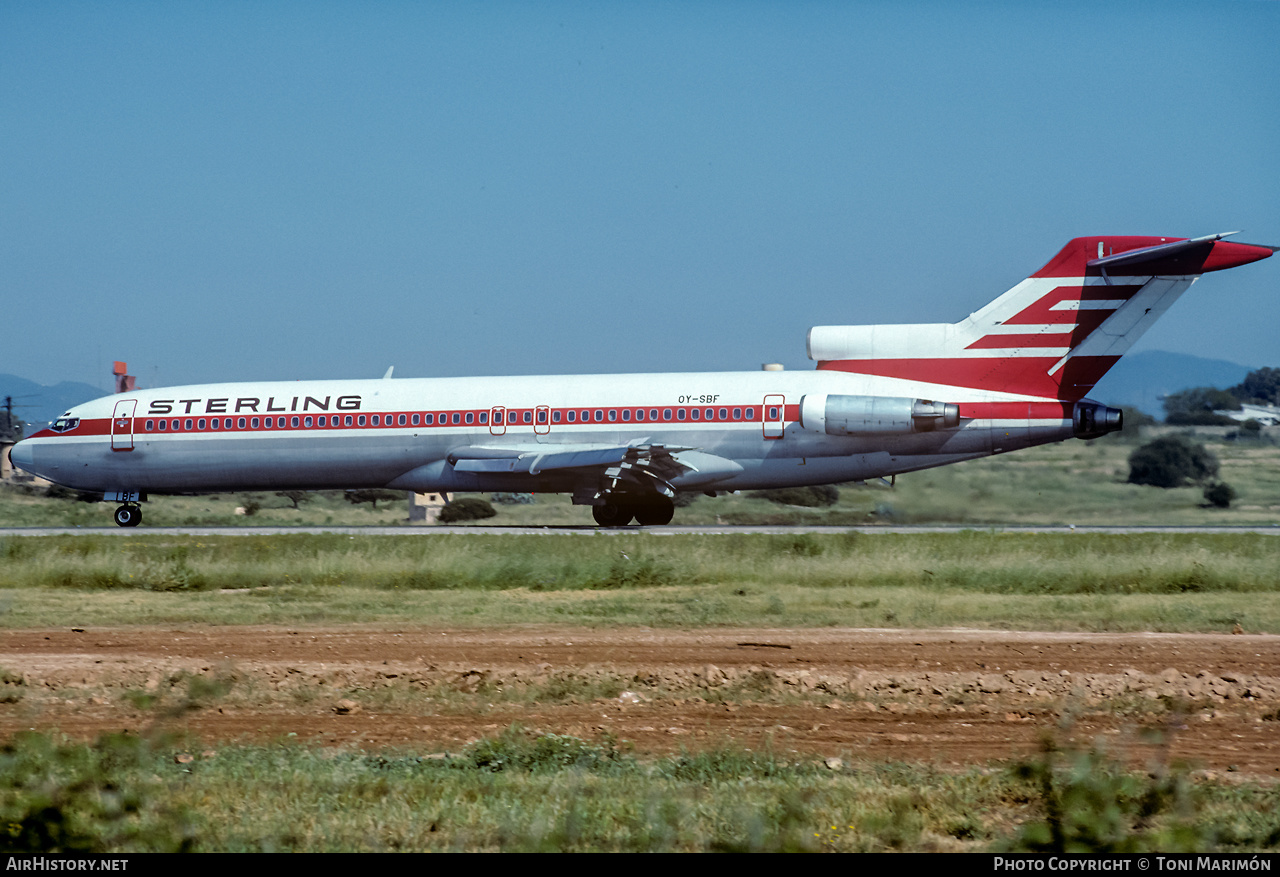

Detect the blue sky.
xmin=4 ymin=1 xmax=1277 ymax=391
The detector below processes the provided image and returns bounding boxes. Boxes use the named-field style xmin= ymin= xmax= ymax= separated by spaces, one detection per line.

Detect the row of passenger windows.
xmin=141 ymin=407 xmax=767 ymax=433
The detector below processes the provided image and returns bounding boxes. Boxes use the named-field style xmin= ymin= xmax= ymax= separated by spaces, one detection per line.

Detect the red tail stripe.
xmin=818 ymin=355 xmax=1120 ymax=401
xmin=1004 ymin=284 xmax=1141 ymax=326
xmin=966 ymin=333 xmax=1076 ymax=350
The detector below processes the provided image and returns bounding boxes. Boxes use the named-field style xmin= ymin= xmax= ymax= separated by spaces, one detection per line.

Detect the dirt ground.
xmin=3 ymin=625 xmax=1278 ymax=777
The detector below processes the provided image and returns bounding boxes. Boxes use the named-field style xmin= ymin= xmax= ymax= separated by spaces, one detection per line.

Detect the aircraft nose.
xmin=9 ymin=439 xmax=34 ymax=473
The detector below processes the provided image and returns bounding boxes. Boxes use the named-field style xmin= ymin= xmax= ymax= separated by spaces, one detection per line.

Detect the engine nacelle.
xmin=799 ymin=394 xmax=960 ymax=436
xmin=1073 ymin=400 xmax=1123 ymax=439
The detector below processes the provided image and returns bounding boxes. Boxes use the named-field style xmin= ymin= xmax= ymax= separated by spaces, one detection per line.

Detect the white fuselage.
xmin=12 ymin=368 xmax=1076 ymax=497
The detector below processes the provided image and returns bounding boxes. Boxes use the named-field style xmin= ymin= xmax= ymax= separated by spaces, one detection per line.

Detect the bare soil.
xmin=3 ymin=625 xmax=1278 ymax=776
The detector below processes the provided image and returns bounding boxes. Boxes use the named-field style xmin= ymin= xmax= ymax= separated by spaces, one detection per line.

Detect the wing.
xmin=445 ymin=440 xmax=742 ymax=502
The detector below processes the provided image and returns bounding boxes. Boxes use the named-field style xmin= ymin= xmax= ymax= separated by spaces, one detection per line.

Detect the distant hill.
xmin=0 ymin=374 xmax=107 ymax=430
xmin=1091 ymin=351 xmax=1252 ymax=417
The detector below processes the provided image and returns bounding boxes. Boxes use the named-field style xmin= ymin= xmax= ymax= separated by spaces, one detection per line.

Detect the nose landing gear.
xmin=104 ymin=493 xmax=146 ymax=528
xmin=113 ymin=504 xmax=142 ymax=528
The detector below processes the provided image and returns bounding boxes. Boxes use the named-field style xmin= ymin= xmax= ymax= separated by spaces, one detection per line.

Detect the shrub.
xmin=0 ymin=732 xmax=197 ymax=852
xmin=1203 ymin=482 xmax=1236 ymax=508
xmin=489 ymin=492 xmax=535 ymax=504
xmin=1127 ymin=437 xmax=1219 ymax=488
xmin=438 ymin=497 xmax=497 ymax=523
xmin=749 ymin=485 xmax=839 ymax=507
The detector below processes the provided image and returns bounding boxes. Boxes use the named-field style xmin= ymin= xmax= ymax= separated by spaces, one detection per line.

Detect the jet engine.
xmin=1072 ymin=400 xmax=1123 ymax=439
xmin=799 ymin=394 xmax=960 ymax=436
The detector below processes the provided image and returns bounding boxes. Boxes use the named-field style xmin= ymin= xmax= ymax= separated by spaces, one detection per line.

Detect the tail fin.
xmin=809 ymin=233 xmax=1273 ymax=401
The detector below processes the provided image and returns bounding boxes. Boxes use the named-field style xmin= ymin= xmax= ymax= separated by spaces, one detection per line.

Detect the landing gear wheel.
xmin=592 ymin=501 xmax=634 ymax=527
xmin=113 ymin=505 xmax=142 ymax=528
xmin=634 ymin=496 xmax=675 ymax=526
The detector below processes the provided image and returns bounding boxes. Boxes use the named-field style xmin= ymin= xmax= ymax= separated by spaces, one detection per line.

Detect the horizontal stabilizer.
xmin=1087 ymin=232 xmax=1274 ymax=277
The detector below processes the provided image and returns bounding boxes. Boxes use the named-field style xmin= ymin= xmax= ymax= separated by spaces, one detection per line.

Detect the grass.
xmin=0 ymin=531 xmax=1276 ymax=631
xmin=5 ymin=726 xmax=1278 ymax=852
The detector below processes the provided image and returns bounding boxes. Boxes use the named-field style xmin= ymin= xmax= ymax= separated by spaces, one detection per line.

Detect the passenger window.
xmin=465 ymin=412 xmax=474 ymax=424
xmin=621 ymin=409 xmax=630 ymax=421
xmin=769 ymin=407 xmax=779 ymax=420
xmin=494 ymin=411 xmax=503 ymax=424
xmin=145 ymin=420 xmax=154 ymax=431
xmin=523 ymin=411 xmax=532 ymax=424
xmin=537 ymin=410 xmax=547 ymax=424
xmin=594 ymin=410 xmax=603 ymax=422
xmin=184 ymin=419 xmax=193 ymax=430
xmin=664 ymin=409 xmax=672 ymax=420
xmin=237 ymin=417 xmax=246 ymax=429
xmin=677 ymin=409 xmax=686 ymax=421
xmin=691 ymin=409 xmax=700 ymax=421
xmin=251 ymin=417 xmax=260 ymax=429
xmin=158 ymin=420 xmax=167 ymax=431
xmin=479 ymin=411 xmax=488 ymax=424
xmin=411 ymin=414 xmax=419 ymax=426
xmin=371 ymin=415 xmax=379 ymax=426
xmin=745 ymin=407 xmax=755 ymax=420
xmin=733 ymin=408 xmax=741 ymax=420
xmin=552 ymin=411 xmax=561 ymax=423
xmin=424 ymin=414 xmax=433 ymax=425
xmin=719 ymin=408 xmax=727 ymax=420
xmin=452 ymin=413 xmax=460 ymax=424
xmin=609 ymin=410 xmax=617 ymax=422
xmin=358 ymin=415 xmax=366 ymax=426
xmin=304 ymin=416 xmax=313 ymax=427
xmin=634 ymin=409 xmax=643 ymax=422
xmin=567 ymin=410 xmax=576 ymax=423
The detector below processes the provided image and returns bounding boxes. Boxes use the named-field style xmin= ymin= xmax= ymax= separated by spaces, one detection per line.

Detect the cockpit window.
xmin=50 ymin=417 xmax=80 ymax=433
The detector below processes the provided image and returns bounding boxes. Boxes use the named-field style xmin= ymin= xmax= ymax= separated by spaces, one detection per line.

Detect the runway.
xmin=3 ymin=524 xmax=1279 ymax=536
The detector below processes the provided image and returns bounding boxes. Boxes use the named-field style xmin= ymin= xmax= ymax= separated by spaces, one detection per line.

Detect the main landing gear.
xmin=113 ymin=504 xmax=142 ymax=528
xmin=591 ymin=495 xmax=675 ymax=527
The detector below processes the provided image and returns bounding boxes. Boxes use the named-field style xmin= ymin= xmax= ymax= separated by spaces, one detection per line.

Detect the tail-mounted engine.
xmin=799 ymin=394 xmax=960 ymax=436
xmin=1072 ymin=400 xmax=1123 ymax=439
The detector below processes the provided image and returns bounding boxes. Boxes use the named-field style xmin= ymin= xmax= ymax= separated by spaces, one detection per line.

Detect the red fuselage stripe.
xmin=31 ymin=402 xmax=804 ymax=439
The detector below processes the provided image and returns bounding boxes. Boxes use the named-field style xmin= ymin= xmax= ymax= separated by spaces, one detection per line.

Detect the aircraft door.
xmin=535 ymin=405 xmax=550 ymax=435
xmin=490 ymin=406 xmax=506 ymax=436
xmin=111 ymin=399 xmax=136 ymax=451
xmin=763 ymin=395 xmax=785 ymax=440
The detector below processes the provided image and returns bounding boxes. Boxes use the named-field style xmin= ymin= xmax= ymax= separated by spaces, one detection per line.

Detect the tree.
xmin=1127 ymin=436 xmax=1219 ymax=488
xmin=344 ymin=489 xmax=404 ymax=510
xmin=1162 ymin=387 xmax=1240 ymax=425
xmin=1228 ymin=367 xmax=1280 ymax=407
xmin=275 ymin=490 xmax=310 ymax=510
